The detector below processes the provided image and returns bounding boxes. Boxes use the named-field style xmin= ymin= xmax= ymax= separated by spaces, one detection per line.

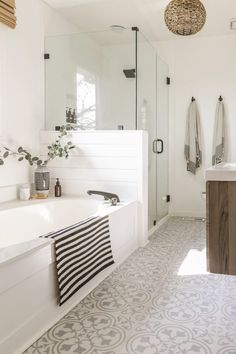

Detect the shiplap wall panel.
xmin=49 ymin=168 xmax=137 ymax=182
xmin=50 ymin=180 xmax=138 ymax=202
xmin=40 ymin=131 xmax=144 ymax=199
xmin=40 ymin=144 xmax=137 ymax=158
xmin=40 ymin=131 xmax=148 ymax=245
xmin=41 ymin=156 xmax=138 ymax=170
xmin=40 ymin=131 xmax=140 ymax=145
xmin=0 ymin=185 xmax=17 ymax=203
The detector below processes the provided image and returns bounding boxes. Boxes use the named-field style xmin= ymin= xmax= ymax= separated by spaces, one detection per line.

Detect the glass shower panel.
xmin=136 ymin=33 xmax=157 ymax=229
xmin=45 ymin=29 xmax=136 ymax=130
xmin=96 ymin=30 xmax=136 ymax=130
xmin=137 ymin=32 xmax=169 ymax=228
xmin=156 ymin=55 xmax=169 ymax=221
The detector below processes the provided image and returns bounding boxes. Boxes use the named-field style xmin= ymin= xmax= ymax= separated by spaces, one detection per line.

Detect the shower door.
xmin=148 ymin=54 xmax=169 ymax=228
xmin=136 ymin=33 xmax=169 ymax=229
xmin=155 ymin=55 xmax=169 ymax=222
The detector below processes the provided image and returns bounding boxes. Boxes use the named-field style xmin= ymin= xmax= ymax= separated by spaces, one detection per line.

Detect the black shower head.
xmin=123 ymin=69 xmax=136 ymax=78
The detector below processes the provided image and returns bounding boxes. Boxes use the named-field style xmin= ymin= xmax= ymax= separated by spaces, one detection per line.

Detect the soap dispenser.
xmin=55 ymin=178 xmax=62 ymax=197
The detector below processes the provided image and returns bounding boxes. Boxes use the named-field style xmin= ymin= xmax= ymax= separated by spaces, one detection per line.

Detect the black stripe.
xmin=57 ymin=236 xmax=111 ymax=271
xmin=55 ymin=227 xmax=109 ymax=260
xmin=57 ymin=241 xmax=112 ymax=276
xmin=55 ymin=222 xmax=109 ymax=256
xmin=54 ymin=216 xmax=108 ymax=244
xmin=59 ymin=255 xmax=114 ymax=293
xmin=58 ymin=248 xmax=113 ymax=285
xmin=41 ymin=214 xmax=114 ymax=306
xmin=43 ymin=216 xmax=96 ymax=239
xmin=54 ymin=219 xmax=109 ymax=250
xmin=59 ymin=260 xmax=115 ymax=306
xmin=56 ymin=232 xmax=110 ymax=266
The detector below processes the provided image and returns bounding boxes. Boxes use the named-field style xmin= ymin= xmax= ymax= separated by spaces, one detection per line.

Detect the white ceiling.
xmin=44 ymin=0 xmax=236 ymax=41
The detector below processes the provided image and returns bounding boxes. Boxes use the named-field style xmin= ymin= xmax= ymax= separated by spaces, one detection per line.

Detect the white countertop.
xmin=206 ymin=162 xmax=236 ymax=181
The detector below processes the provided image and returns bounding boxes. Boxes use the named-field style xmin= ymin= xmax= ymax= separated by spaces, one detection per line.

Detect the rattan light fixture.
xmin=164 ymin=0 xmax=206 ymax=36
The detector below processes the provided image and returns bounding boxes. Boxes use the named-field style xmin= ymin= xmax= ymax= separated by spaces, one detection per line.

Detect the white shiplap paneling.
xmin=40 ymin=130 xmax=148 ymax=245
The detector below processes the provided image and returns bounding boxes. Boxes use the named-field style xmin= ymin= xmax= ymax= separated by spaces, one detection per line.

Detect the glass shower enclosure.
xmin=136 ymin=32 xmax=169 ymax=228
xmin=44 ymin=27 xmax=169 ymax=228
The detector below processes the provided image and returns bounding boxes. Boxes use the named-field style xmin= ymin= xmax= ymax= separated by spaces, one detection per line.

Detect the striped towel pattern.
xmin=42 ymin=215 xmax=114 ymax=305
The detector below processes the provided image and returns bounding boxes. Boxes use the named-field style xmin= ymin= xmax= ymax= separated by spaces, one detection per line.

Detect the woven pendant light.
xmin=164 ymin=0 xmax=206 ymax=36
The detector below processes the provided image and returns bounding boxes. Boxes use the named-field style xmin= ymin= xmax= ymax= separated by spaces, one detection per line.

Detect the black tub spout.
xmin=87 ymin=190 xmax=120 ymax=203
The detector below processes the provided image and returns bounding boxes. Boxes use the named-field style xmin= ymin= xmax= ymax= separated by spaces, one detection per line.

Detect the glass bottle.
xmin=34 ymin=165 xmax=50 ymax=198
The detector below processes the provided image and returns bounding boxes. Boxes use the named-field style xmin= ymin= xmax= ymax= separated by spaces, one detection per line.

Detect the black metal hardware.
xmin=219 ymin=95 xmax=223 ymax=102
xmin=166 ymin=77 xmax=170 ymax=85
xmin=132 ymin=27 xmax=139 ymax=130
xmin=191 ymin=96 xmax=196 ymax=102
xmin=87 ymin=190 xmax=120 ymax=203
xmin=153 ymin=139 xmax=164 ymax=154
xmin=44 ymin=53 xmax=50 ymax=60
xmin=153 ymin=220 xmax=157 ymax=226
xmin=152 ymin=139 xmax=157 ymax=153
xmin=166 ymin=195 xmax=171 ymax=203
xmin=55 ymin=126 xmax=61 ymax=131
xmin=123 ymin=69 xmax=136 ymax=78
xmin=157 ymin=139 xmax=164 ymax=154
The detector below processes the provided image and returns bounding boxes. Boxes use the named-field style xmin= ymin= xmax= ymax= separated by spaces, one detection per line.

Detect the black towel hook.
xmin=219 ymin=95 xmax=223 ymax=102
xmin=191 ymin=96 xmax=196 ymax=102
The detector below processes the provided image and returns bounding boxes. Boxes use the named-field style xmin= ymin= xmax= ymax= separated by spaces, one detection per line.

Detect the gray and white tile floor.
xmin=24 ymin=218 xmax=236 ymax=354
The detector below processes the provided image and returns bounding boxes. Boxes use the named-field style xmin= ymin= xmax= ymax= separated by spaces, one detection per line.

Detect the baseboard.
xmin=170 ymin=211 xmax=206 ymax=219
xmin=148 ymin=214 xmax=170 ymax=237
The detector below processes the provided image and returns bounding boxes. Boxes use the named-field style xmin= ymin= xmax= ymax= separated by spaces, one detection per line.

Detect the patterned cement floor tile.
xmin=24 ymin=218 xmax=236 ymax=354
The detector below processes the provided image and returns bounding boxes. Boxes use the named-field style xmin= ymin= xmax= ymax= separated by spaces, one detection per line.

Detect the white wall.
xmin=155 ymin=34 xmax=236 ymax=217
xmin=0 ymin=0 xmax=78 ymax=203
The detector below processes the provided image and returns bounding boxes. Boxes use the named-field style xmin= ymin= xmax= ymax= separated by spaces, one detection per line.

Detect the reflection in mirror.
xmin=76 ymin=70 xmax=96 ymax=130
xmin=45 ymin=29 xmax=136 ymax=131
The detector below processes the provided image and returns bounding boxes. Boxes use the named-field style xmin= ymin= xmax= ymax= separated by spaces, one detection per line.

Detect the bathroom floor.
xmin=24 ymin=218 xmax=236 ymax=354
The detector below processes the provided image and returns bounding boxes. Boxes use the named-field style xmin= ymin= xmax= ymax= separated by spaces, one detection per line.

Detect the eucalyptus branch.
xmin=0 ymin=125 xmax=76 ymax=167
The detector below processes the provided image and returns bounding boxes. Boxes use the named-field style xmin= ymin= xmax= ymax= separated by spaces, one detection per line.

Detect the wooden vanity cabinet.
xmin=206 ymin=181 xmax=236 ymax=275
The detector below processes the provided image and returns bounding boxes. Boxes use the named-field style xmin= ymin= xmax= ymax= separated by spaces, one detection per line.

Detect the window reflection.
xmin=76 ymin=71 xmax=96 ymax=130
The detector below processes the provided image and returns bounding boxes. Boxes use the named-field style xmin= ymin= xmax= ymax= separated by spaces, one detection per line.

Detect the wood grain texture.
xmin=228 ymin=182 xmax=236 ymax=274
xmin=207 ymin=181 xmax=236 ymax=275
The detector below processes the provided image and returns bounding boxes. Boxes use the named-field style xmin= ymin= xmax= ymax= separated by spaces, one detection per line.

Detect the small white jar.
xmin=19 ymin=184 xmax=30 ymax=201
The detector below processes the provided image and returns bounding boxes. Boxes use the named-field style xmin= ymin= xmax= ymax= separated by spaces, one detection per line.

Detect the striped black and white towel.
xmin=42 ymin=215 xmax=114 ymax=305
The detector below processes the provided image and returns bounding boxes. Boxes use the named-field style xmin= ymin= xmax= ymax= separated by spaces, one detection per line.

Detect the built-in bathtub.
xmin=0 ymin=197 xmax=138 ymax=354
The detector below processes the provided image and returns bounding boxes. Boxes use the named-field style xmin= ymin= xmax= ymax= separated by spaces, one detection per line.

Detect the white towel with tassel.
xmin=212 ymin=99 xmax=226 ymax=165
xmin=184 ymin=100 xmax=202 ymax=174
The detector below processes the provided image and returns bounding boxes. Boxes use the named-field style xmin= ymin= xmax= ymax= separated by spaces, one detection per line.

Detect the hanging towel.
xmin=212 ymin=99 xmax=226 ymax=165
xmin=42 ymin=215 xmax=114 ymax=306
xmin=184 ymin=100 xmax=202 ymax=174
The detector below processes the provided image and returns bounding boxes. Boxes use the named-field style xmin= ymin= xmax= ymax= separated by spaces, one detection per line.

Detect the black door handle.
xmin=157 ymin=139 xmax=164 ymax=154
xmin=152 ymin=139 xmax=158 ymax=153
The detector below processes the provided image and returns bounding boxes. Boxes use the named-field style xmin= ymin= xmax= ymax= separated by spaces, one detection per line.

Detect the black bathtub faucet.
xmin=87 ymin=190 xmax=120 ymax=203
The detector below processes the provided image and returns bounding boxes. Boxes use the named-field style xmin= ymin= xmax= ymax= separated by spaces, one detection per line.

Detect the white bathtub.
xmin=0 ymin=197 xmax=106 ymax=248
xmin=0 ymin=197 xmax=138 ymax=354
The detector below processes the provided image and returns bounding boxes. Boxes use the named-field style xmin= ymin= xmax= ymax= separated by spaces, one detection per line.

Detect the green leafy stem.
xmin=0 ymin=125 xmax=76 ymax=167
